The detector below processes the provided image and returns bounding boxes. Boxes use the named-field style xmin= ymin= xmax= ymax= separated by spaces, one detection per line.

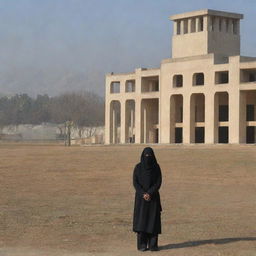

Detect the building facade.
xmin=105 ymin=9 xmax=256 ymax=144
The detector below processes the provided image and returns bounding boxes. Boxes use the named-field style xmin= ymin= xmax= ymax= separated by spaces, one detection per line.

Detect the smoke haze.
xmin=0 ymin=0 xmax=255 ymax=97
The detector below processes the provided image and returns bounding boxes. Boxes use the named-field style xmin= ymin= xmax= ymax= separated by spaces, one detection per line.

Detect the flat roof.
xmin=169 ymin=9 xmax=243 ymax=21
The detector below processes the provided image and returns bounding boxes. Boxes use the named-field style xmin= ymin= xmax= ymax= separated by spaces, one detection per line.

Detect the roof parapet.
xmin=169 ymin=9 xmax=243 ymax=21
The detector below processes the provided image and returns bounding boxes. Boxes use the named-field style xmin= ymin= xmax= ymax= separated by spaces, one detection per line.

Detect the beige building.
xmin=105 ymin=9 xmax=256 ymax=144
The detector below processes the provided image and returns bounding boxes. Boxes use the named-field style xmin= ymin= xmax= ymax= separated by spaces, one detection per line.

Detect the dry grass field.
xmin=0 ymin=142 xmax=256 ymax=256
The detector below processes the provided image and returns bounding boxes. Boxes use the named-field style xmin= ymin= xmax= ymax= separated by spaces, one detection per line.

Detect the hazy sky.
xmin=0 ymin=0 xmax=255 ymax=97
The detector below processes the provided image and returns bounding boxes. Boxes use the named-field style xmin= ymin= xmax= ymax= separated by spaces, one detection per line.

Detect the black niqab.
xmin=141 ymin=147 xmax=157 ymax=170
xmin=140 ymin=147 xmax=158 ymax=191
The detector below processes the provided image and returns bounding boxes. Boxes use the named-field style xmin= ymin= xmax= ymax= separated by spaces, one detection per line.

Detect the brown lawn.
xmin=0 ymin=142 xmax=256 ymax=256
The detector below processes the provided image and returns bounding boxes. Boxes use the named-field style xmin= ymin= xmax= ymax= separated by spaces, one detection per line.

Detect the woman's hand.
xmin=143 ymin=193 xmax=151 ymax=201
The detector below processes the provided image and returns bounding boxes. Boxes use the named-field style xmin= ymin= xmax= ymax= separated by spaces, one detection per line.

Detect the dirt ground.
xmin=0 ymin=142 xmax=256 ymax=256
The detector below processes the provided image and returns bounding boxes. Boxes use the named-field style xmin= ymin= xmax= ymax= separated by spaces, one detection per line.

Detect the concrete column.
xmin=143 ymin=107 xmax=147 ymax=143
xmin=228 ymin=19 xmax=233 ymax=34
xmin=180 ymin=20 xmax=184 ymax=34
xmin=190 ymin=95 xmax=196 ymax=143
xmin=214 ymin=94 xmax=219 ymax=143
xmin=105 ymin=100 xmax=110 ymax=144
xmin=105 ymin=107 xmax=110 ymax=145
xmin=135 ymin=69 xmax=142 ymax=93
xmin=229 ymin=91 xmax=240 ymax=143
xmin=112 ymin=108 xmax=116 ymax=144
xmin=183 ymin=94 xmax=191 ymax=143
xmin=170 ymin=96 xmax=176 ymax=143
xmin=229 ymin=56 xmax=240 ymax=143
xmin=205 ymin=93 xmax=215 ymax=143
xmin=120 ymin=80 xmax=125 ymax=94
xmin=160 ymin=94 xmax=170 ymax=144
xmin=195 ymin=17 xmax=200 ymax=32
xmin=203 ymin=15 xmax=209 ymax=31
xmin=174 ymin=21 xmax=178 ymax=35
xmin=239 ymin=92 xmax=247 ymax=143
xmin=131 ymin=108 xmax=134 ymax=140
xmin=188 ymin=19 xmax=192 ymax=33
xmin=157 ymin=99 xmax=161 ymax=143
xmin=135 ymin=99 xmax=141 ymax=143
xmin=135 ymin=69 xmax=142 ymax=144
xmin=120 ymin=100 xmax=126 ymax=143
xmin=105 ymin=76 xmax=111 ymax=144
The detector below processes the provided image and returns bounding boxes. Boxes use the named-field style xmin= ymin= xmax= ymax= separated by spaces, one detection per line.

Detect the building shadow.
xmin=159 ymin=237 xmax=256 ymax=250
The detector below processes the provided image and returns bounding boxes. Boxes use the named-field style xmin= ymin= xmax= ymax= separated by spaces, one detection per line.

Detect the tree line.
xmin=0 ymin=91 xmax=104 ymax=127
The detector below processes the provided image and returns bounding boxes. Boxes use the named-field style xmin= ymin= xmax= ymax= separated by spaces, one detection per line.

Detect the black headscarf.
xmin=139 ymin=147 xmax=158 ymax=191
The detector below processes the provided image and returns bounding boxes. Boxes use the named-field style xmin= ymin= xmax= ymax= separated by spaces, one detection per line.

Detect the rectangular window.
xmin=225 ymin=19 xmax=229 ymax=32
xmin=246 ymin=105 xmax=254 ymax=121
xmin=141 ymin=76 xmax=159 ymax=92
xmin=240 ymin=69 xmax=256 ymax=83
xmin=184 ymin=19 xmax=188 ymax=34
xmin=219 ymin=127 xmax=228 ymax=143
xmin=233 ymin=20 xmax=238 ymax=34
xmin=249 ymin=74 xmax=256 ymax=82
xmin=219 ymin=105 xmax=229 ymax=121
xmin=246 ymin=126 xmax=255 ymax=143
xmin=219 ymin=18 xmax=222 ymax=31
xmin=199 ymin=17 xmax=204 ymax=31
xmin=177 ymin=21 xmax=181 ymax=35
xmin=110 ymin=82 xmax=120 ymax=93
xmin=191 ymin=18 xmax=196 ymax=32
xmin=155 ymin=81 xmax=159 ymax=91
xmin=175 ymin=128 xmax=182 ymax=143
xmin=195 ymin=127 xmax=205 ymax=143
xmin=215 ymin=71 xmax=229 ymax=84
xmin=125 ymin=80 xmax=135 ymax=92
xmin=210 ymin=16 xmax=214 ymax=31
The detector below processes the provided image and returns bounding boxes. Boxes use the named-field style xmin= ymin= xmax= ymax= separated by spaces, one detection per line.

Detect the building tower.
xmin=171 ymin=9 xmax=243 ymax=58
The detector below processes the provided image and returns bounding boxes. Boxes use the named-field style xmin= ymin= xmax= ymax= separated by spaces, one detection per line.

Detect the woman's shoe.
xmin=138 ymin=247 xmax=147 ymax=251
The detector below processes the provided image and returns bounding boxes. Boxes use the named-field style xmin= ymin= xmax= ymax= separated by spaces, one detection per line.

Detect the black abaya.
xmin=132 ymin=147 xmax=162 ymax=235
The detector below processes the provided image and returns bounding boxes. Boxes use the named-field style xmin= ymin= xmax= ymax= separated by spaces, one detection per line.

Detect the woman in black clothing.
xmin=133 ymin=147 xmax=162 ymax=251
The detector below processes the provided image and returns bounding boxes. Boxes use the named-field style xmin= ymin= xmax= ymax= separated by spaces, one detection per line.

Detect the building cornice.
xmin=169 ymin=9 xmax=243 ymax=21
